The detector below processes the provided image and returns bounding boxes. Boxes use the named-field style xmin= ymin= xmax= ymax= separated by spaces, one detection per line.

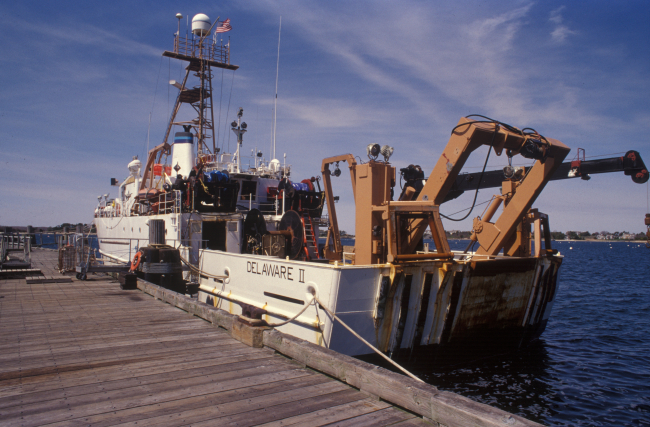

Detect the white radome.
xmin=192 ymin=13 xmax=211 ymax=36
xmin=128 ymin=158 xmax=141 ymax=177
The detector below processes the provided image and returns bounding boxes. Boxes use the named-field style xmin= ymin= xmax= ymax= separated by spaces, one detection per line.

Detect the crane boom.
xmin=442 ymin=150 xmax=648 ymax=204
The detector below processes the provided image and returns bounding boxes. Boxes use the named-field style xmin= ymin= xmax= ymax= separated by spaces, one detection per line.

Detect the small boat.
xmin=95 ymin=13 xmax=570 ymax=356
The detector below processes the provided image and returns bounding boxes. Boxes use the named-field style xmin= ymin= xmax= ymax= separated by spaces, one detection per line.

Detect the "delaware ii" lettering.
xmin=246 ymin=261 xmax=305 ymax=283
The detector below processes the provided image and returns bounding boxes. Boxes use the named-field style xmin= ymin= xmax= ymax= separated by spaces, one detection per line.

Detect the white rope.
xmin=314 ymin=296 xmax=423 ymax=383
xmin=265 ymin=297 xmax=315 ymax=327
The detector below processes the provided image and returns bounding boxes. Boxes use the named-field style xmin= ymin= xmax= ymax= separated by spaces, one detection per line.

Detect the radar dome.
xmin=192 ymin=13 xmax=211 ymax=36
xmin=128 ymin=158 xmax=142 ymax=177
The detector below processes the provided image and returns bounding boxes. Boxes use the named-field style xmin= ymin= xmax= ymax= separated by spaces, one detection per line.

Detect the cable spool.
xmin=279 ymin=210 xmax=304 ymax=260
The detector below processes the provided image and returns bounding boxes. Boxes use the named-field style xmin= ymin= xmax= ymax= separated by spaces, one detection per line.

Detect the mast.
xmin=160 ymin=14 xmax=239 ymax=152
xmin=139 ymin=13 xmax=239 ymax=190
xmin=273 ymin=16 xmax=281 ymax=160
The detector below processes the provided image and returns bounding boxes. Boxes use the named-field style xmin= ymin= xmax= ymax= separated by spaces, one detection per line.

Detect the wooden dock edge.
xmin=135 ymin=279 xmax=542 ymax=427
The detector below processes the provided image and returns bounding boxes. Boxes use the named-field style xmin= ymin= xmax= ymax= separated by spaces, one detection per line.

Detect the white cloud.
xmin=0 ymin=14 xmax=161 ymax=60
xmin=257 ymin=96 xmax=390 ymax=128
xmin=549 ymin=5 xmax=576 ymax=43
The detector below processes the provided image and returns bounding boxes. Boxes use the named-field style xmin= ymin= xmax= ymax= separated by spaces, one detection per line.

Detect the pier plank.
xmin=0 ymin=352 xmax=278 ymax=410
xmin=191 ymin=389 xmax=367 ymax=427
xmin=255 ymin=398 xmax=393 ymax=427
xmin=321 ymin=407 xmax=420 ymax=426
xmin=43 ymin=375 xmax=330 ymax=427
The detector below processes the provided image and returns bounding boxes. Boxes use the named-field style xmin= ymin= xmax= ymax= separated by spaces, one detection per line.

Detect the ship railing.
xmin=95 ymin=190 xmax=182 ymax=218
xmin=131 ymin=190 xmax=182 ymax=216
xmin=173 ymin=34 xmax=230 ymax=64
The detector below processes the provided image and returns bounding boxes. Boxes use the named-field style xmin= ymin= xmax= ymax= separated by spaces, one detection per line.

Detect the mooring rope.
xmin=265 ymin=297 xmax=316 ymax=327
xmin=313 ymin=296 xmax=423 ymax=383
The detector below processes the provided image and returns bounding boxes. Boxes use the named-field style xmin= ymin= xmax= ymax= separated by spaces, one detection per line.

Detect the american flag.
xmin=216 ymin=18 xmax=232 ymax=33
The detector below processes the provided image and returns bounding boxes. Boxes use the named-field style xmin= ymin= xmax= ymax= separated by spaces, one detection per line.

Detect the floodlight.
xmin=380 ymin=145 xmax=394 ymax=162
xmin=333 ymin=162 xmax=341 ymax=177
xmin=367 ymin=143 xmax=380 ymax=160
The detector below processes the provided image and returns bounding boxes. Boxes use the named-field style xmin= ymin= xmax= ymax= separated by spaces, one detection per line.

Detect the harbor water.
xmin=384 ymin=239 xmax=650 ymax=426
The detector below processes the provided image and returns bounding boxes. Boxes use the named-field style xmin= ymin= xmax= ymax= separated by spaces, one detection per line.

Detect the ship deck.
xmin=0 ymin=249 xmax=430 ymax=426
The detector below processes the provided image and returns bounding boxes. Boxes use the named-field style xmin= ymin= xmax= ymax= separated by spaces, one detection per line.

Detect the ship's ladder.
xmin=301 ymin=212 xmax=320 ymax=260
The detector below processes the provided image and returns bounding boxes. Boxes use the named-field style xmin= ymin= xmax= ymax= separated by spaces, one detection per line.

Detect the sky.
xmin=1 ymin=0 xmax=649 ymax=234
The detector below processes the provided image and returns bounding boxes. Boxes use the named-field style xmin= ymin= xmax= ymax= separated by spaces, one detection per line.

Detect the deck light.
xmin=367 ymin=143 xmax=380 ymax=160
xmin=333 ymin=162 xmax=341 ymax=177
xmin=380 ymin=145 xmax=394 ymax=162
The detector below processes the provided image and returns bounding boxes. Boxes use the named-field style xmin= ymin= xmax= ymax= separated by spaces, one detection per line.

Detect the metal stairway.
xmin=301 ymin=212 xmax=320 ymax=260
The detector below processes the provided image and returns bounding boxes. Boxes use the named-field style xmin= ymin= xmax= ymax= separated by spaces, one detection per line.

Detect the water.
xmin=342 ymin=239 xmax=650 ymax=426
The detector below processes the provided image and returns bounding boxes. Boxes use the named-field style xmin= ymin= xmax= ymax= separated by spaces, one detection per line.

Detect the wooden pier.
xmin=0 ymin=249 xmax=541 ymax=426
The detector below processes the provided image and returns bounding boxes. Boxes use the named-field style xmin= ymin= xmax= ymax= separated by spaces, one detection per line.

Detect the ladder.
xmin=301 ymin=212 xmax=320 ymax=260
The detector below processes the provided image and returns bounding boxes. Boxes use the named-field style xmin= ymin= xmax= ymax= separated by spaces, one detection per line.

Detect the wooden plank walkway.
xmin=0 ymin=249 xmax=431 ymax=427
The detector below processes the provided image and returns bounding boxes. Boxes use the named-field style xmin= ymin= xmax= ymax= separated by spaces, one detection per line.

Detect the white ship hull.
xmin=96 ymin=212 xmax=561 ymax=357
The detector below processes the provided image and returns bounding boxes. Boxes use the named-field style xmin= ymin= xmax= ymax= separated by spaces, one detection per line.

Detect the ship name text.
xmin=247 ymin=261 xmax=305 ymax=283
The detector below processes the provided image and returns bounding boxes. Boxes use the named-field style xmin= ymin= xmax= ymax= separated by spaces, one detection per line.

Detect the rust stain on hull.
xmin=374 ymin=256 xmax=563 ymax=354
xmin=446 ymin=256 xmax=563 ymax=346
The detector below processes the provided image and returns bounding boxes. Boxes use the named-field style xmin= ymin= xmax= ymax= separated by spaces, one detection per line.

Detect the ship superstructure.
xmin=95 ymin=13 xmax=570 ymax=357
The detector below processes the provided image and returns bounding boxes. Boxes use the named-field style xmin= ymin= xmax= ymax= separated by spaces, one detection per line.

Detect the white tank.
xmin=172 ymin=131 xmax=194 ymax=179
xmin=192 ymin=14 xmax=211 ymax=36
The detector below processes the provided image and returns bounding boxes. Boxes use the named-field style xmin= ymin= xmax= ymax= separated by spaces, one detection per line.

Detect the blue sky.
xmin=1 ymin=1 xmax=649 ymax=234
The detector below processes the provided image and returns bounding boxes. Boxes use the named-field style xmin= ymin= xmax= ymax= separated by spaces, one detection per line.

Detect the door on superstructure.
xmin=189 ymin=219 xmax=202 ymax=266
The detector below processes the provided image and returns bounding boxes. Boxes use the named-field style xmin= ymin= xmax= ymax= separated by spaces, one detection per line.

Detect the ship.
xmin=95 ymin=13 xmax=572 ymax=357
